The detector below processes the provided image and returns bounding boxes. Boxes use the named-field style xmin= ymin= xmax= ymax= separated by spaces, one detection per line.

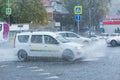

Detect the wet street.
xmin=0 ymin=41 xmax=120 ymax=80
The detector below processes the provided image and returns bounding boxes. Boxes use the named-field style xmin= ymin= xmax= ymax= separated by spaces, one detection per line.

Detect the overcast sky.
xmin=108 ymin=0 xmax=120 ymax=15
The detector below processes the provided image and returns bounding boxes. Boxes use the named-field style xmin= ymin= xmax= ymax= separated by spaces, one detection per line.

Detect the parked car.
xmin=14 ymin=31 xmax=85 ymax=61
xmin=106 ymin=36 xmax=120 ymax=47
xmin=56 ymin=31 xmax=91 ymax=44
xmin=99 ymin=33 xmax=109 ymax=40
xmin=110 ymin=33 xmax=120 ymax=37
xmin=88 ymin=35 xmax=100 ymax=41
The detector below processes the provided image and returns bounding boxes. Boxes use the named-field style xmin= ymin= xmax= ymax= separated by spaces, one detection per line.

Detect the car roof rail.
xmin=19 ymin=29 xmax=42 ymax=33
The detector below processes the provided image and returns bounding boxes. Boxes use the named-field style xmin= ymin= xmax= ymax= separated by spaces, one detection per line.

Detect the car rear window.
xmin=18 ymin=35 xmax=29 ymax=43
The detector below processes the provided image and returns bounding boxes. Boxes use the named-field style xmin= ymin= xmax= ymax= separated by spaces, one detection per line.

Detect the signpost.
xmin=74 ymin=6 xmax=82 ymax=33
xmin=76 ymin=15 xmax=81 ymax=21
xmin=75 ymin=15 xmax=81 ymax=33
xmin=6 ymin=8 xmax=12 ymax=15
xmin=74 ymin=6 xmax=82 ymax=14
xmin=6 ymin=0 xmax=12 ymax=27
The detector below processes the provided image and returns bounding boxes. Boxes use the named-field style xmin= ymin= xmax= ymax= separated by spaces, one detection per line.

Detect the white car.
xmin=14 ymin=31 xmax=85 ymax=61
xmin=110 ymin=33 xmax=120 ymax=37
xmin=99 ymin=33 xmax=109 ymax=40
xmin=89 ymin=35 xmax=99 ymax=41
xmin=106 ymin=36 xmax=120 ymax=47
xmin=56 ymin=31 xmax=91 ymax=44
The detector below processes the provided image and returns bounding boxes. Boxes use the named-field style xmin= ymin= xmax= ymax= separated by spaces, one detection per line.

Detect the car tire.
xmin=18 ymin=50 xmax=28 ymax=61
xmin=83 ymin=40 xmax=89 ymax=44
xmin=62 ymin=49 xmax=74 ymax=61
xmin=111 ymin=40 xmax=117 ymax=47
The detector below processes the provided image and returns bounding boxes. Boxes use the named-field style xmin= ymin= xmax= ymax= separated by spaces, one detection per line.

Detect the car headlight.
xmin=75 ymin=46 xmax=84 ymax=50
xmin=106 ymin=39 xmax=111 ymax=43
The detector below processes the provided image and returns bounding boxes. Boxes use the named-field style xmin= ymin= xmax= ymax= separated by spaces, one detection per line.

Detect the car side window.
xmin=67 ymin=33 xmax=78 ymax=38
xmin=44 ymin=35 xmax=58 ymax=44
xmin=59 ymin=33 xmax=66 ymax=37
xmin=18 ymin=35 xmax=29 ymax=43
xmin=31 ymin=35 xmax=42 ymax=43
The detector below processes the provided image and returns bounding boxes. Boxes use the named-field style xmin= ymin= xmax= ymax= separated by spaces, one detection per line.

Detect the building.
xmin=43 ymin=0 xmax=69 ymax=30
xmin=102 ymin=15 xmax=120 ymax=34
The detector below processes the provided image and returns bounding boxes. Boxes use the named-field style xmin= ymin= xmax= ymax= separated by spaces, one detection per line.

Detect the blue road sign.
xmin=76 ymin=15 xmax=80 ymax=21
xmin=76 ymin=8 xmax=80 ymax=13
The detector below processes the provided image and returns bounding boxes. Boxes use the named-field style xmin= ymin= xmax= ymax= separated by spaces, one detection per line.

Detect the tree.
xmin=0 ymin=0 xmax=15 ymax=22
xmin=12 ymin=0 xmax=48 ymax=25
xmin=60 ymin=0 xmax=111 ymax=30
xmin=0 ymin=0 xmax=8 ymax=21
xmin=0 ymin=0 xmax=48 ymax=25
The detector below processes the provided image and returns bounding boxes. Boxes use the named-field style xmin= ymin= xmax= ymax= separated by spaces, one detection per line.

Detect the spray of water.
xmin=0 ymin=42 xmax=18 ymax=61
xmin=82 ymin=40 xmax=106 ymax=61
xmin=0 ymin=40 xmax=107 ymax=62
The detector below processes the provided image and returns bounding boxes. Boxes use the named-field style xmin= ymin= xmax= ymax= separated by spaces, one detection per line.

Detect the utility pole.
xmin=88 ymin=0 xmax=92 ymax=37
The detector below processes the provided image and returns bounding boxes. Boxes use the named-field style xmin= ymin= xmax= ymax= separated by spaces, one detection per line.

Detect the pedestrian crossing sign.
xmin=6 ymin=8 xmax=12 ymax=15
xmin=74 ymin=6 xmax=82 ymax=14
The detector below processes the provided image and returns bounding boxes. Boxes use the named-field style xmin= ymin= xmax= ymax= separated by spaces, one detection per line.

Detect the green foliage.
xmin=12 ymin=0 xmax=48 ymax=25
xmin=0 ymin=0 xmax=111 ymax=27
xmin=0 ymin=0 xmax=7 ymax=21
xmin=0 ymin=0 xmax=48 ymax=25
xmin=0 ymin=0 xmax=16 ymax=21
xmin=60 ymin=0 xmax=110 ymax=29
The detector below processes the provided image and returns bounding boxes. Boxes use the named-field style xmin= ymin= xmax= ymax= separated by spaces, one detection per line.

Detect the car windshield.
xmin=56 ymin=35 xmax=70 ymax=43
xmin=100 ymin=33 xmax=109 ymax=36
xmin=110 ymin=33 xmax=119 ymax=36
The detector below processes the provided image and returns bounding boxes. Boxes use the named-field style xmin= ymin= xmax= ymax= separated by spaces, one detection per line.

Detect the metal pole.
xmin=8 ymin=0 xmax=10 ymax=26
xmin=8 ymin=0 xmax=10 ymax=43
xmin=89 ymin=0 xmax=92 ymax=37
xmin=78 ymin=20 xmax=79 ymax=34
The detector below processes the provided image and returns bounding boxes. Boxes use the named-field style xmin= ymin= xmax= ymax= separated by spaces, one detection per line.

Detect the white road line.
xmin=46 ymin=76 xmax=59 ymax=79
xmin=0 ymin=65 xmax=8 ymax=68
xmin=32 ymin=69 xmax=44 ymax=72
xmin=16 ymin=66 xmax=24 ymax=68
xmin=38 ymin=73 xmax=51 ymax=76
xmin=29 ymin=66 xmax=39 ymax=69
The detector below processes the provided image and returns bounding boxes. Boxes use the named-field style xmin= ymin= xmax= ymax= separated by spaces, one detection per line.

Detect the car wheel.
xmin=18 ymin=50 xmax=28 ymax=61
xmin=62 ymin=49 xmax=74 ymax=61
xmin=83 ymin=40 xmax=89 ymax=44
xmin=111 ymin=40 xmax=117 ymax=47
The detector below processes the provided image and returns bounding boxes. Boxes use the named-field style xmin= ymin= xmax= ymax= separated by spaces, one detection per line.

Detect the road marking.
xmin=32 ymin=69 xmax=44 ymax=72
xmin=16 ymin=65 xmax=24 ymax=68
xmin=29 ymin=66 xmax=39 ymax=69
xmin=46 ymin=76 xmax=59 ymax=79
xmin=38 ymin=73 xmax=51 ymax=76
xmin=0 ymin=65 xmax=8 ymax=68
